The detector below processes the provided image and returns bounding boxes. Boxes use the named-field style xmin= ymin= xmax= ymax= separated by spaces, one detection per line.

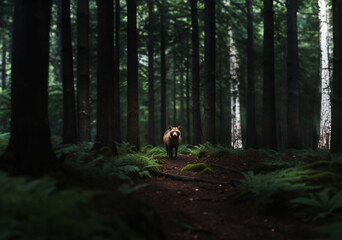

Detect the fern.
xmin=290 ymin=189 xmax=342 ymax=221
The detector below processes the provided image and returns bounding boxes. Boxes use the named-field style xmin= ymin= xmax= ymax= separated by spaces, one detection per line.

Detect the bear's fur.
xmin=163 ymin=125 xmax=181 ymax=159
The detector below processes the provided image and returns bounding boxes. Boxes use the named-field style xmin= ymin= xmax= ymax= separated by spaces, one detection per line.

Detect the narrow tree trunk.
xmin=76 ymin=0 xmax=91 ymax=142
xmin=160 ymin=0 xmax=167 ymax=140
xmin=148 ymin=0 xmax=155 ymax=145
xmin=186 ymin=47 xmax=191 ymax=143
xmin=173 ymin=53 xmax=177 ymax=124
xmin=262 ymin=0 xmax=277 ymax=150
xmin=2 ymin=36 xmax=6 ymax=90
xmin=331 ymin=0 xmax=342 ymax=153
xmin=286 ymin=0 xmax=302 ymax=149
xmin=94 ymin=0 xmax=117 ymax=154
xmin=245 ymin=0 xmax=257 ymax=149
xmin=203 ymin=0 xmax=216 ymax=144
xmin=127 ymin=0 xmax=140 ymax=150
xmin=318 ymin=0 xmax=331 ymax=149
xmin=228 ymin=19 xmax=243 ymax=149
xmin=219 ymin=69 xmax=224 ymax=145
xmin=114 ymin=0 xmax=122 ymax=143
xmin=58 ymin=0 xmax=77 ymax=144
xmin=180 ymin=66 xmax=184 ymax=127
xmin=190 ymin=0 xmax=201 ymax=145
xmin=0 ymin=0 xmax=61 ymax=176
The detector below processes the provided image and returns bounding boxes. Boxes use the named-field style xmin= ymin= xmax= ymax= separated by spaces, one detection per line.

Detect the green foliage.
xmin=187 ymin=143 xmax=237 ymax=159
xmin=291 ymin=189 xmax=342 ymax=221
xmin=236 ymin=168 xmax=319 ymax=211
xmin=200 ymin=167 xmax=214 ymax=174
xmin=0 ymin=170 xmax=165 ymax=240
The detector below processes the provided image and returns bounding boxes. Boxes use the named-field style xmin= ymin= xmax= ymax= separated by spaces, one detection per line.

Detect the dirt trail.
xmin=136 ymin=152 xmax=316 ymax=240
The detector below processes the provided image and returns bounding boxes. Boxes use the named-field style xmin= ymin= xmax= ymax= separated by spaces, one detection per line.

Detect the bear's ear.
xmin=168 ymin=125 xmax=173 ymax=130
xmin=177 ymin=125 xmax=182 ymax=130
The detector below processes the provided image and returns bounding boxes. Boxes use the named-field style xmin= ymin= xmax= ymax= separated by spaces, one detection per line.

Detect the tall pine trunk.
xmin=173 ymin=53 xmax=177 ymax=124
xmin=262 ymin=0 xmax=277 ymax=150
xmin=114 ymin=0 xmax=122 ymax=143
xmin=190 ymin=0 xmax=201 ymax=145
xmin=286 ymin=0 xmax=302 ymax=149
xmin=245 ymin=0 xmax=257 ymax=149
xmin=203 ymin=0 xmax=216 ymax=144
xmin=94 ymin=0 xmax=117 ymax=154
xmin=148 ymin=0 xmax=155 ymax=145
xmin=0 ymin=0 xmax=61 ymax=176
xmin=180 ymin=66 xmax=184 ymax=127
xmin=76 ymin=0 xmax=91 ymax=142
xmin=58 ymin=0 xmax=77 ymax=144
xmin=228 ymin=18 xmax=243 ymax=149
xmin=160 ymin=0 xmax=167 ymax=140
xmin=1 ymin=36 xmax=6 ymax=90
xmin=186 ymin=43 xmax=191 ymax=143
xmin=127 ymin=0 xmax=140 ymax=150
xmin=318 ymin=0 xmax=331 ymax=149
xmin=331 ymin=0 xmax=342 ymax=153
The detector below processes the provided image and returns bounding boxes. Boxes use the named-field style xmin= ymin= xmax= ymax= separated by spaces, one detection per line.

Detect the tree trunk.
xmin=186 ymin=46 xmax=191 ymax=143
xmin=58 ymin=0 xmax=77 ymax=144
xmin=331 ymin=0 xmax=342 ymax=153
xmin=126 ymin=0 xmax=140 ymax=150
xmin=180 ymin=66 xmax=184 ymax=127
xmin=94 ymin=0 xmax=117 ymax=154
xmin=228 ymin=18 xmax=243 ymax=149
xmin=190 ymin=0 xmax=201 ymax=145
xmin=173 ymin=53 xmax=177 ymax=124
xmin=318 ymin=0 xmax=331 ymax=149
xmin=245 ymin=0 xmax=257 ymax=149
xmin=262 ymin=0 xmax=277 ymax=150
xmin=0 ymin=0 xmax=61 ymax=176
xmin=203 ymin=0 xmax=216 ymax=144
xmin=2 ymin=36 xmax=6 ymax=90
xmin=160 ymin=0 xmax=167 ymax=140
xmin=148 ymin=0 xmax=155 ymax=145
xmin=114 ymin=0 xmax=122 ymax=143
xmin=286 ymin=0 xmax=302 ymax=149
xmin=76 ymin=0 xmax=91 ymax=142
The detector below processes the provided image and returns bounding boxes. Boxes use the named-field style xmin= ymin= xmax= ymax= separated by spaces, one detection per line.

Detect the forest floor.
xmin=136 ymin=151 xmax=317 ymax=240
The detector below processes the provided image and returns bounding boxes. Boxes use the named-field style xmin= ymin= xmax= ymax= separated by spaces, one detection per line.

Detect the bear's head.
xmin=168 ymin=125 xmax=181 ymax=138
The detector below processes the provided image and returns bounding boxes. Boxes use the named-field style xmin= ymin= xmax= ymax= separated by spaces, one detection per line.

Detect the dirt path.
xmin=136 ymin=152 xmax=316 ymax=240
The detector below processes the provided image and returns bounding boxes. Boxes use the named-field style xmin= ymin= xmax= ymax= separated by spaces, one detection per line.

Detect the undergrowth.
xmin=233 ymin=149 xmax=342 ymax=240
xmin=0 ymin=170 xmax=165 ymax=240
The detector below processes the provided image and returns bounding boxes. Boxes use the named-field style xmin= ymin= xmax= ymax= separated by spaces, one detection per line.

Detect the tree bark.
xmin=58 ymin=0 xmax=77 ymax=144
xmin=203 ymin=0 xmax=216 ymax=144
xmin=160 ymin=0 xmax=167 ymax=141
xmin=186 ymin=46 xmax=191 ymax=143
xmin=262 ymin=0 xmax=277 ymax=150
xmin=286 ymin=0 xmax=302 ymax=149
xmin=148 ymin=0 xmax=155 ymax=145
xmin=180 ymin=66 xmax=184 ymax=127
xmin=228 ymin=18 xmax=243 ymax=149
xmin=245 ymin=0 xmax=257 ymax=149
xmin=0 ymin=0 xmax=61 ymax=176
xmin=1 ymin=36 xmax=6 ymax=90
xmin=114 ymin=0 xmax=122 ymax=143
xmin=126 ymin=0 xmax=140 ymax=150
xmin=331 ymin=0 xmax=342 ymax=153
xmin=173 ymin=53 xmax=177 ymax=124
xmin=318 ymin=0 xmax=331 ymax=149
xmin=76 ymin=0 xmax=91 ymax=142
xmin=94 ymin=0 xmax=117 ymax=154
xmin=190 ymin=0 xmax=201 ymax=145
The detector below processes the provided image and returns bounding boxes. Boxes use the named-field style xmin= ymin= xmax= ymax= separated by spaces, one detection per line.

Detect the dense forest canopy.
xmin=0 ymin=0 xmax=334 ymax=151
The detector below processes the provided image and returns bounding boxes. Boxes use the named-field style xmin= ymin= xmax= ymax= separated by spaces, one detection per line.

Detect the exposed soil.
xmin=136 ymin=151 xmax=317 ymax=240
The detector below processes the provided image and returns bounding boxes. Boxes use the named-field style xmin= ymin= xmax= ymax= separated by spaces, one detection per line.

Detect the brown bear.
xmin=163 ymin=125 xmax=181 ymax=159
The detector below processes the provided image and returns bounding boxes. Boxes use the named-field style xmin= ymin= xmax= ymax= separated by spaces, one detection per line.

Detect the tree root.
xmin=150 ymin=170 xmax=229 ymax=185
